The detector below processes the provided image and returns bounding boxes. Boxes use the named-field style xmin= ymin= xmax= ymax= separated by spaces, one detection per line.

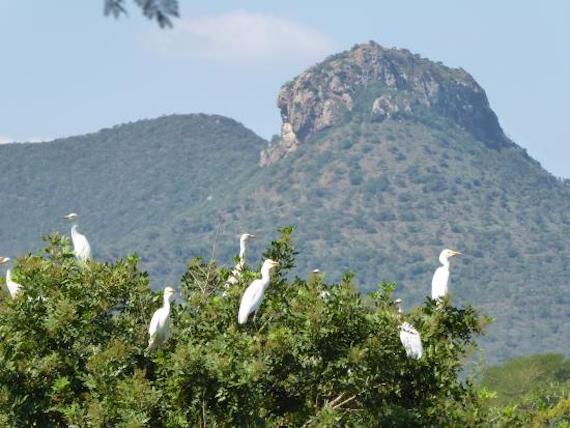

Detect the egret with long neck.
xmin=64 ymin=213 xmax=92 ymax=262
xmin=148 ymin=287 xmax=176 ymax=351
xmin=226 ymin=233 xmax=255 ymax=285
xmin=1 ymin=257 xmax=21 ymax=299
xmin=238 ymin=259 xmax=279 ymax=324
xmin=431 ymin=249 xmax=461 ymax=301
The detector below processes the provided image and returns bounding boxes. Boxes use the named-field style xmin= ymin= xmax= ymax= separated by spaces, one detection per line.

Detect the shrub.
xmin=0 ymin=228 xmax=491 ymax=426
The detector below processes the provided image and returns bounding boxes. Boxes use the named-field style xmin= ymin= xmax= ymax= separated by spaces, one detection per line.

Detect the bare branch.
xmin=301 ymin=393 xmax=357 ymax=428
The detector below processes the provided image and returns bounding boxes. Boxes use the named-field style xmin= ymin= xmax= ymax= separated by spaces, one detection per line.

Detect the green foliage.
xmin=261 ymin=225 xmax=298 ymax=282
xmin=0 ymin=229 xmax=494 ymax=426
xmin=156 ymin=228 xmax=489 ymax=426
xmin=486 ymin=384 xmax=570 ymax=427
xmin=0 ymin=234 xmax=158 ymax=426
xmin=480 ymin=354 xmax=570 ymax=407
xmin=478 ymin=354 xmax=570 ymax=427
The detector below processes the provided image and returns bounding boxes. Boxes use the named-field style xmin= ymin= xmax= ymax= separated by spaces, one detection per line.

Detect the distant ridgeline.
xmin=0 ymin=42 xmax=568 ymax=363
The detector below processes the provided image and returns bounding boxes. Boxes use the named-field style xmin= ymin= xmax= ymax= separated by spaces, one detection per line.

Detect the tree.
xmin=0 ymin=228 xmax=490 ymax=426
xmin=104 ymin=0 xmax=179 ymax=28
xmin=151 ymin=227 xmax=489 ymax=426
xmin=0 ymin=234 xmax=158 ymax=426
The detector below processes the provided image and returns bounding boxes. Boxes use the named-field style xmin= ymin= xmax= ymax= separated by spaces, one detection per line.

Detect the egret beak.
xmin=0 ymin=257 xmax=10 ymax=264
xmin=451 ymin=251 xmax=462 ymax=256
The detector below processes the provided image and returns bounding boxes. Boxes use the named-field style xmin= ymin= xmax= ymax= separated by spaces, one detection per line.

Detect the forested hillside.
xmin=0 ymin=113 xmax=265 ymax=275
xmin=0 ymin=42 xmax=568 ymax=363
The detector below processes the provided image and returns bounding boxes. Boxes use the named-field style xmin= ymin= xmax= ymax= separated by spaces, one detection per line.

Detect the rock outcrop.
xmin=266 ymin=41 xmax=511 ymax=164
xmin=259 ymin=123 xmax=299 ymax=166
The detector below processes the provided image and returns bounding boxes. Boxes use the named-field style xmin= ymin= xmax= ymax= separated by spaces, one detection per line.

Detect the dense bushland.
xmin=478 ymin=354 xmax=570 ymax=427
xmin=0 ymin=228 xmax=567 ymax=426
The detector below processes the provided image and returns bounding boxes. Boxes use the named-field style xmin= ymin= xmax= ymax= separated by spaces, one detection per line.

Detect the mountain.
xmin=1 ymin=42 xmax=569 ymax=363
xmin=0 ymin=114 xmax=265 ymax=271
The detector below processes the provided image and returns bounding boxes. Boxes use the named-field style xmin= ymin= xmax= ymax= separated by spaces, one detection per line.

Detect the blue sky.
xmin=1 ymin=1 xmax=568 ymax=177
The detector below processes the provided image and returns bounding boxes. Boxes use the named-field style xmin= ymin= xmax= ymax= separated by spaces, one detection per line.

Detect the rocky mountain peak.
xmin=262 ymin=41 xmax=511 ymax=165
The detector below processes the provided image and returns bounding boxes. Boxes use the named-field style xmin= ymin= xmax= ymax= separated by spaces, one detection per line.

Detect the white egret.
xmin=309 ymin=269 xmax=330 ymax=299
xmin=395 ymin=298 xmax=423 ymax=360
xmin=6 ymin=269 xmax=22 ymax=299
xmin=226 ymin=233 xmax=256 ymax=286
xmin=431 ymin=249 xmax=461 ymax=301
xmin=64 ymin=213 xmax=92 ymax=262
xmin=309 ymin=268 xmax=321 ymax=279
xmin=238 ymin=259 xmax=279 ymax=324
xmin=1 ymin=258 xmax=21 ymax=299
xmin=147 ymin=287 xmax=176 ymax=351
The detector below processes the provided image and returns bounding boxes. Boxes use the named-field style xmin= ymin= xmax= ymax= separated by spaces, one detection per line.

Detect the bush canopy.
xmin=0 ymin=227 xmax=498 ymax=426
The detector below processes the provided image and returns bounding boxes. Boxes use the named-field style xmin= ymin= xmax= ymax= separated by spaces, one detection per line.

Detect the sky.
xmin=0 ymin=1 xmax=568 ymax=178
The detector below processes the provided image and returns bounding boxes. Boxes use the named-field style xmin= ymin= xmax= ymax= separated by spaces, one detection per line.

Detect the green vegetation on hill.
xmin=0 ymin=113 xmax=265 ymax=280
xmin=0 ymin=43 xmax=569 ymax=364
xmin=478 ymin=354 xmax=570 ymax=426
xmin=236 ymin=114 xmax=570 ymax=363
xmin=479 ymin=353 xmax=570 ymax=407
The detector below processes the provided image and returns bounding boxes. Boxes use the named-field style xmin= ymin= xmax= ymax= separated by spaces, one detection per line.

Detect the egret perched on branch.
xmin=309 ymin=269 xmax=321 ymax=281
xmin=238 ymin=259 xmax=279 ymax=324
xmin=395 ymin=298 xmax=423 ymax=360
xmin=309 ymin=269 xmax=330 ymax=299
xmin=147 ymin=287 xmax=176 ymax=351
xmin=64 ymin=213 xmax=92 ymax=262
xmin=226 ymin=233 xmax=255 ymax=286
xmin=431 ymin=249 xmax=461 ymax=301
xmin=1 ymin=257 xmax=21 ymax=299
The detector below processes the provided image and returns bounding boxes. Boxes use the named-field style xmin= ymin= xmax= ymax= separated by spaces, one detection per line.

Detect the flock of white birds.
xmin=0 ymin=214 xmax=462 ymax=360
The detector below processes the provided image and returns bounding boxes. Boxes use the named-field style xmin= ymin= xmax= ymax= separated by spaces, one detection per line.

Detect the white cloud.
xmin=0 ymin=136 xmax=12 ymax=145
xmin=146 ymin=11 xmax=336 ymax=65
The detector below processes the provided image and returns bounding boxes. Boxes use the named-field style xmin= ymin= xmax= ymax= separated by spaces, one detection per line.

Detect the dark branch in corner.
xmin=104 ymin=0 xmax=179 ymax=28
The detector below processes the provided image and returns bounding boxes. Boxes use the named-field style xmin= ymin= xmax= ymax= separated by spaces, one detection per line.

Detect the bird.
xmin=309 ymin=268 xmax=321 ymax=281
xmin=1 ymin=258 xmax=22 ymax=299
xmin=64 ymin=213 xmax=92 ymax=262
xmin=309 ymin=269 xmax=330 ymax=299
xmin=394 ymin=298 xmax=423 ymax=360
xmin=226 ymin=233 xmax=255 ymax=286
xmin=147 ymin=287 xmax=176 ymax=351
xmin=238 ymin=259 xmax=279 ymax=324
xmin=431 ymin=249 xmax=461 ymax=301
